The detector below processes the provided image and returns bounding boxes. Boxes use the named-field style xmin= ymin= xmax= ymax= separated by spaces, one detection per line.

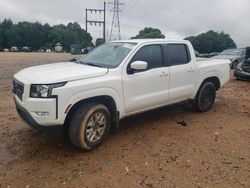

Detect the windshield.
xmin=79 ymin=42 xmax=137 ymax=68
xmin=220 ymin=49 xmax=241 ymax=56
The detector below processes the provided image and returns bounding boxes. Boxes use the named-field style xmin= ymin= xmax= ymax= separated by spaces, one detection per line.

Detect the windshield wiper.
xmin=80 ymin=62 xmax=103 ymax=68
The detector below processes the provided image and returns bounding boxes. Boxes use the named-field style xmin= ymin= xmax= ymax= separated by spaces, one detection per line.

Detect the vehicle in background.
xmin=207 ymin=52 xmax=220 ymax=58
xmin=38 ymin=49 xmax=44 ymax=53
xmin=46 ymin=49 xmax=52 ymax=53
xmin=234 ymin=47 xmax=250 ymax=80
xmin=198 ymin=52 xmax=220 ymax=58
xmin=70 ymin=44 xmax=81 ymax=55
xmin=82 ymin=47 xmax=93 ymax=54
xmin=213 ymin=48 xmax=246 ymax=69
xmin=4 ymin=48 xmax=9 ymax=52
xmin=55 ymin=42 xmax=63 ymax=53
xmin=198 ymin=53 xmax=209 ymax=58
xmin=13 ymin=39 xmax=230 ymax=150
xmin=10 ymin=46 xmax=18 ymax=52
xmin=22 ymin=47 xmax=31 ymax=52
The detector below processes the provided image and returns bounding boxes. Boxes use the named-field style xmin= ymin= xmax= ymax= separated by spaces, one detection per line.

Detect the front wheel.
xmin=69 ymin=103 xmax=111 ymax=150
xmin=193 ymin=82 xmax=216 ymax=112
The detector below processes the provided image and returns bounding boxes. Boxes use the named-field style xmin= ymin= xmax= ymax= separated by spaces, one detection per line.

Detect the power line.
xmin=109 ymin=0 xmax=124 ymax=41
xmin=85 ymin=2 xmax=106 ymax=43
xmin=123 ymin=0 xmax=138 ymax=14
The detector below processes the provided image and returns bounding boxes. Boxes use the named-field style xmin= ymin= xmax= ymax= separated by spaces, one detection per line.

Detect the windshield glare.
xmin=221 ymin=49 xmax=241 ymax=56
xmin=79 ymin=42 xmax=137 ymax=68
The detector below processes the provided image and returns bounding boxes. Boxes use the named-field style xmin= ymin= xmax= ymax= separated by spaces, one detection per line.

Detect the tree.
xmin=0 ymin=22 xmax=4 ymax=49
xmin=131 ymin=27 xmax=165 ymax=39
xmin=185 ymin=30 xmax=236 ymax=53
xmin=67 ymin=22 xmax=81 ymax=30
xmin=1 ymin=19 xmax=13 ymax=48
xmin=0 ymin=19 xmax=93 ymax=51
xmin=95 ymin=38 xmax=104 ymax=46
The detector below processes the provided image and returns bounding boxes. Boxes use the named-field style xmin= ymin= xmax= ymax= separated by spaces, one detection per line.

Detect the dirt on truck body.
xmin=0 ymin=52 xmax=249 ymax=188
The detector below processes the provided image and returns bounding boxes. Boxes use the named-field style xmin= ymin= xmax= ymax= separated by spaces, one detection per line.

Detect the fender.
xmin=193 ymin=70 xmax=221 ymax=98
xmin=61 ymin=87 xmax=124 ymax=121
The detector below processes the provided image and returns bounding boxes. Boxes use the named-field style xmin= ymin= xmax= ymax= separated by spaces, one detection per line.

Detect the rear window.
xmin=167 ymin=44 xmax=190 ymax=65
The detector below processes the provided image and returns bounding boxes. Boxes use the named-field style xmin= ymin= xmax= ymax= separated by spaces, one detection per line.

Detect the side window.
xmin=130 ymin=45 xmax=163 ymax=70
xmin=167 ymin=44 xmax=190 ymax=65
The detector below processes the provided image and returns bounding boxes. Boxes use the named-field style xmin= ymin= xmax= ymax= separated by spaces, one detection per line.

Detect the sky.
xmin=0 ymin=0 xmax=249 ymax=47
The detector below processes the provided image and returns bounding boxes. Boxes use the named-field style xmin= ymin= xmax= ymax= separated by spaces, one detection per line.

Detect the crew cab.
xmin=13 ymin=39 xmax=230 ymax=150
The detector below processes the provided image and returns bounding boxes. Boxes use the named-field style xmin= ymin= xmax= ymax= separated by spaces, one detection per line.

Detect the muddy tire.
xmin=69 ymin=103 xmax=111 ymax=150
xmin=193 ymin=82 xmax=216 ymax=112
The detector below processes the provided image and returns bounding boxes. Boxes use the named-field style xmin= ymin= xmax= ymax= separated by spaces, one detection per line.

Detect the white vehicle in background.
xmin=13 ymin=39 xmax=230 ymax=150
xmin=46 ymin=49 xmax=52 ymax=53
xmin=54 ymin=42 xmax=63 ymax=53
xmin=10 ymin=46 xmax=18 ymax=52
xmin=38 ymin=49 xmax=44 ymax=53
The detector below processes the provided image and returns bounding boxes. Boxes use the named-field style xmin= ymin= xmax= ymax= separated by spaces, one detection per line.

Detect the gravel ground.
xmin=0 ymin=52 xmax=249 ymax=188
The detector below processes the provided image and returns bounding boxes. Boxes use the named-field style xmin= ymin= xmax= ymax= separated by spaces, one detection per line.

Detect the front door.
xmin=122 ymin=44 xmax=170 ymax=114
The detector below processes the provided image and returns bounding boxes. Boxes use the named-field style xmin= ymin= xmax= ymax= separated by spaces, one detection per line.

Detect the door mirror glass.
xmin=130 ymin=61 xmax=148 ymax=71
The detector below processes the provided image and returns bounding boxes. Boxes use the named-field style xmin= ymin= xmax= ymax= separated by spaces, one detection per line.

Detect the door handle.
xmin=187 ymin=68 xmax=195 ymax=72
xmin=160 ymin=73 xmax=169 ymax=77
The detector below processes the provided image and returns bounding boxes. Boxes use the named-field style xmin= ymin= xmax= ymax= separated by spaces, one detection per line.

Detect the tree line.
xmin=0 ymin=19 xmax=93 ymax=52
xmin=185 ymin=30 xmax=237 ymax=53
xmin=0 ymin=18 xmax=237 ymax=53
xmin=131 ymin=28 xmax=237 ymax=53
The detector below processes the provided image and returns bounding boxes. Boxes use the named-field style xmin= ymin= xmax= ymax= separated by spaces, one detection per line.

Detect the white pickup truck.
xmin=13 ymin=39 xmax=230 ymax=150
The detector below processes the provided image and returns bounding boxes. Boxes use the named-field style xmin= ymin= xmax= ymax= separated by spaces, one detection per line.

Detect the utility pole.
xmin=109 ymin=0 xmax=124 ymax=41
xmin=85 ymin=2 xmax=106 ymax=44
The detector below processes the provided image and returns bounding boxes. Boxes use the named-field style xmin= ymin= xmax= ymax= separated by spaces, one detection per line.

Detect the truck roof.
xmin=110 ymin=39 xmax=188 ymax=45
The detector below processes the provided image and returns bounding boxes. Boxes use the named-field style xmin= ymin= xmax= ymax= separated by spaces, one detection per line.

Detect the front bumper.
xmin=14 ymin=97 xmax=42 ymax=129
xmin=234 ymin=69 xmax=250 ymax=80
xmin=14 ymin=94 xmax=62 ymax=127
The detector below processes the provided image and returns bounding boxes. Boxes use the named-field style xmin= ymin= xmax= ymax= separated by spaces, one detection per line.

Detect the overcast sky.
xmin=0 ymin=0 xmax=249 ymax=47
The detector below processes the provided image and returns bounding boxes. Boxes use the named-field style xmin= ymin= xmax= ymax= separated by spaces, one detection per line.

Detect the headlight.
xmin=30 ymin=82 xmax=67 ymax=98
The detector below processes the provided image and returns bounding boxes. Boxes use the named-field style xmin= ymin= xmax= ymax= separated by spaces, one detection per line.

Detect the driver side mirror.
xmin=128 ymin=61 xmax=148 ymax=74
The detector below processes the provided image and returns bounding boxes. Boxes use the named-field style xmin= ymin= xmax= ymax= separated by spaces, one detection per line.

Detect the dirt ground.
xmin=0 ymin=52 xmax=249 ymax=188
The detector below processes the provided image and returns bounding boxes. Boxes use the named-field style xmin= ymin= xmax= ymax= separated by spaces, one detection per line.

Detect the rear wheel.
xmin=193 ymin=82 xmax=216 ymax=112
xmin=69 ymin=103 xmax=111 ymax=150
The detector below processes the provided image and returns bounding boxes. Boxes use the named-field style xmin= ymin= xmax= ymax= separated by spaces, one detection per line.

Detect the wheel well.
xmin=202 ymin=77 xmax=220 ymax=90
xmin=64 ymin=96 xmax=119 ymax=129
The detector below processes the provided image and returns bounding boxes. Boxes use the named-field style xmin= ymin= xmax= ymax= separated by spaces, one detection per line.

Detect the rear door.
xmin=166 ymin=44 xmax=196 ymax=102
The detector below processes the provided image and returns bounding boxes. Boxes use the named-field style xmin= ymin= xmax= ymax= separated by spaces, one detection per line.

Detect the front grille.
xmin=13 ymin=79 xmax=24 ymax=101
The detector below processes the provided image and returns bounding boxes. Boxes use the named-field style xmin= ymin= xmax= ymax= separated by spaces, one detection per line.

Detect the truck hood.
xmin=15 ymin=62 xmax=108 ymax=84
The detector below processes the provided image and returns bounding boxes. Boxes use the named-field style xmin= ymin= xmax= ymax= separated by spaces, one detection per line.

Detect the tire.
xmin=69 ymin=103 xmax=111 ymax=150
xmin=193 ymin=82 xmax=216 ymax=112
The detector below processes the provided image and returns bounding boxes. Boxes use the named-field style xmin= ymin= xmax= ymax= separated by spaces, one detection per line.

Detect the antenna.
xmin=109 ymin=0 xmax=124 ymax=41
